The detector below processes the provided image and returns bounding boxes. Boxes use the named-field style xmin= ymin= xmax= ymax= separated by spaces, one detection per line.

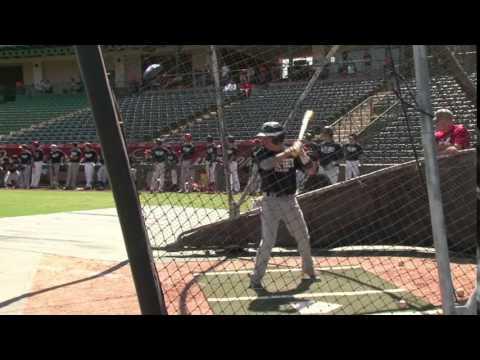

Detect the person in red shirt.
xmin=434 ymin=109 xmax=471 ymax=156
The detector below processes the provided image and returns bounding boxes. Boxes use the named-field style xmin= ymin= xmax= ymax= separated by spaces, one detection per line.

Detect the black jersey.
xmin=344 ymin=143 xmax=363 ymax=161
xmin=32 ymin=149 xmax=44 ymax=162
xmin=69 ymin=148 xmax=82 ymax=163
xmin=8 ymin=158 xmax=20 ymax=172
xmin=205 ymin=144 xmax=218 ymax=162
xmin=227 ymin=146 xmax=238 ymax=161
xmin=181 ymin=143 xmax=195 ymax=161
xmin=152 ymin=146 xmax=168 ymax=163
xmin=0 ymin=158 xmax=9 ymax=171
xmin=19 ymin=151 xmax=33 ymax=165
xmin=167 ymin=151 xmax=178 ymax=168
xmin=317 ymin=142 xmax=343 ymax=167
xmin=50 ymin=150 xmax=65 ymax=164
xmin=255 ymin=147 xmax=309 ymax=196
xmin=83 ymin=150 xmax=98 ymax=163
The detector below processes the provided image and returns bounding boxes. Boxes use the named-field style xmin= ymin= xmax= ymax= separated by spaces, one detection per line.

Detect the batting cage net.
xmin=87 ymin=45 xmax=477 ymax=314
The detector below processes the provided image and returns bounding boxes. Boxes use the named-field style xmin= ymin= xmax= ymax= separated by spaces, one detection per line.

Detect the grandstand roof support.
xmin=74 ymin=45 xmax=168 ymax=315
xmin=413 ymin=45 xmax=456 ymax=315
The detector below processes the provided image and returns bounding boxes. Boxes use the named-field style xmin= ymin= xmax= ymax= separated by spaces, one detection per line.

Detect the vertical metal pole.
xmin=210 ymin=45 xmax=234 ymax=218
xmin=413 ymin=45 xmax=455 ymax=315
xmin=75 ymin=45 xmax=167 ymax=315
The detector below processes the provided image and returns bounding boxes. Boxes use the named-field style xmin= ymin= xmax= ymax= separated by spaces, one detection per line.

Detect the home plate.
xmin=291 ymin=300 xmax=342 ymax=315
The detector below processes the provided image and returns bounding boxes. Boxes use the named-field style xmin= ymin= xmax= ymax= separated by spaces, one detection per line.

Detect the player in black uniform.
xmin=0 ymin=150 xmax=9 ymax=188
xmin=48 ymin=144 xmax=65 ymax=189
xmin=343 ymin=133 xmax=363 ymax=181
xmin=96 ymin=151 xmax=108 ymax=190
xmin=65 ymin=143 xmax=82 ymax=190
xmin=5 ymin=154 xmax=21 ymax=189
xmin=30 ymin=141 xmax=44 ymax=188
xmin=166 ymin=145 xmax=179 ymax=192
xmin=314 ymin=127 xmax=343 ymax=185
xmin=179 ymin=134 xmax=195 ymax=193
xmin=81 ymin=143 xmax=97 ymax=190
xmin=204 ymin=135 xmax=219 ymax=193
xmin=150 ymin=138 xmax=169 ymax=193
xmin=249 ymin=122 xmax=317 ymax=289
xmin=226 ymin=135 xmax=240 ymax=193
xmin=18 ymin=144 xmax=33 ymax=189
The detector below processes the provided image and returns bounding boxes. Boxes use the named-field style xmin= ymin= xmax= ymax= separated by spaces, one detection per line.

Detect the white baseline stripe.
xmin=371 ymin=309 xmax=442 ymax=316
xmin=208 ymin=288 xmax=407 ymax=303
xmin=197 ymin=266 xmax=362 ymax=277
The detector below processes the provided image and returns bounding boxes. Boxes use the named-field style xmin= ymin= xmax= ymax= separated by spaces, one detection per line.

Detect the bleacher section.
xmin=181 ymin=80 xmax=382 ymax=140
xmin=362 ymin=74 xmax=477 ymax=164
xmin=2 ymin=80 xmax=383 ymax=144
xmin=0 ymin=95 xmax=88 ymax=139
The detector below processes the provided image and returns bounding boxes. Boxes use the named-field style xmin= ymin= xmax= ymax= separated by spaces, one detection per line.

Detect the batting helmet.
xmin=257 ymin=122 xmax=285 ymax=144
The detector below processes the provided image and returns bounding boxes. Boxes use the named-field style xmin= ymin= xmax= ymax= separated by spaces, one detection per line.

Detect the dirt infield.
xmin=5 ymin=254 xmax=473 ymax=315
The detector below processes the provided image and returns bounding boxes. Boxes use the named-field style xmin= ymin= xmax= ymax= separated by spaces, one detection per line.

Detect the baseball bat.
xmin=298 ymin=110 xmax=315 ymax=142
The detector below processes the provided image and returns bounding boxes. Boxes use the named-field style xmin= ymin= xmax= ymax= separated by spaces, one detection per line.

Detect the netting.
xmin=110 ymin=45 xmax=475 ymax=315
xmin=6 ymin=45 xmax=473 ymax=314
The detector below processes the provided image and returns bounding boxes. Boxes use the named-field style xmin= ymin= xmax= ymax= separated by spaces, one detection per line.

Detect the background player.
xmin=81 ymin=143 xmax=97 ymax=190
xmin=227 ymin=135 xmax=240 ymax=193
xmin=4 ymin=154 xmax=21 ymax=189
xmin=343 ymin=133 xmax=363 ymax=181
xmin=179 ymin=134 xmax=195 ymax=193
xmin=18 ymin=144 xmax=33 ymax=189
xmin=96 ymin=151 xmax=108 ymax=190
xmin=315 ymin=127 xmax=343 ymax=185
xmin=30 ymin=141 xmax=44 ymax=189
xmin=150 ymin=138 xmax=168 ymax=193
xmin=166 ymin=145 xmax=179 ymax=192
xmin=249 ymin=122 xmax=317 ymax=290
xmin=65 ymin=143 xmax=82 ymax=190
xmin=204 ymin=135 xmax=219 ymax=193
xmin=48 ymin=144 xmax=65 ymax=189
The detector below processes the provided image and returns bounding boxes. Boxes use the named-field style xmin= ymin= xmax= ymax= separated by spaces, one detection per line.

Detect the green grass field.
xmin=0 ymin=189 xmax=253 ymax=218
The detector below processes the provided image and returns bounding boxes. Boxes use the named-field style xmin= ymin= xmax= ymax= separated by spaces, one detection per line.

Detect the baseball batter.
xmin=150 ymin=138 xmax=168 ymax=193
xmin=179 ymin=134 xmax=195 ymax=193
xmin=249 ymin=122 xmax=317 ymax=289
xmin=30 ymin=141 xmax=44 ymax=188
